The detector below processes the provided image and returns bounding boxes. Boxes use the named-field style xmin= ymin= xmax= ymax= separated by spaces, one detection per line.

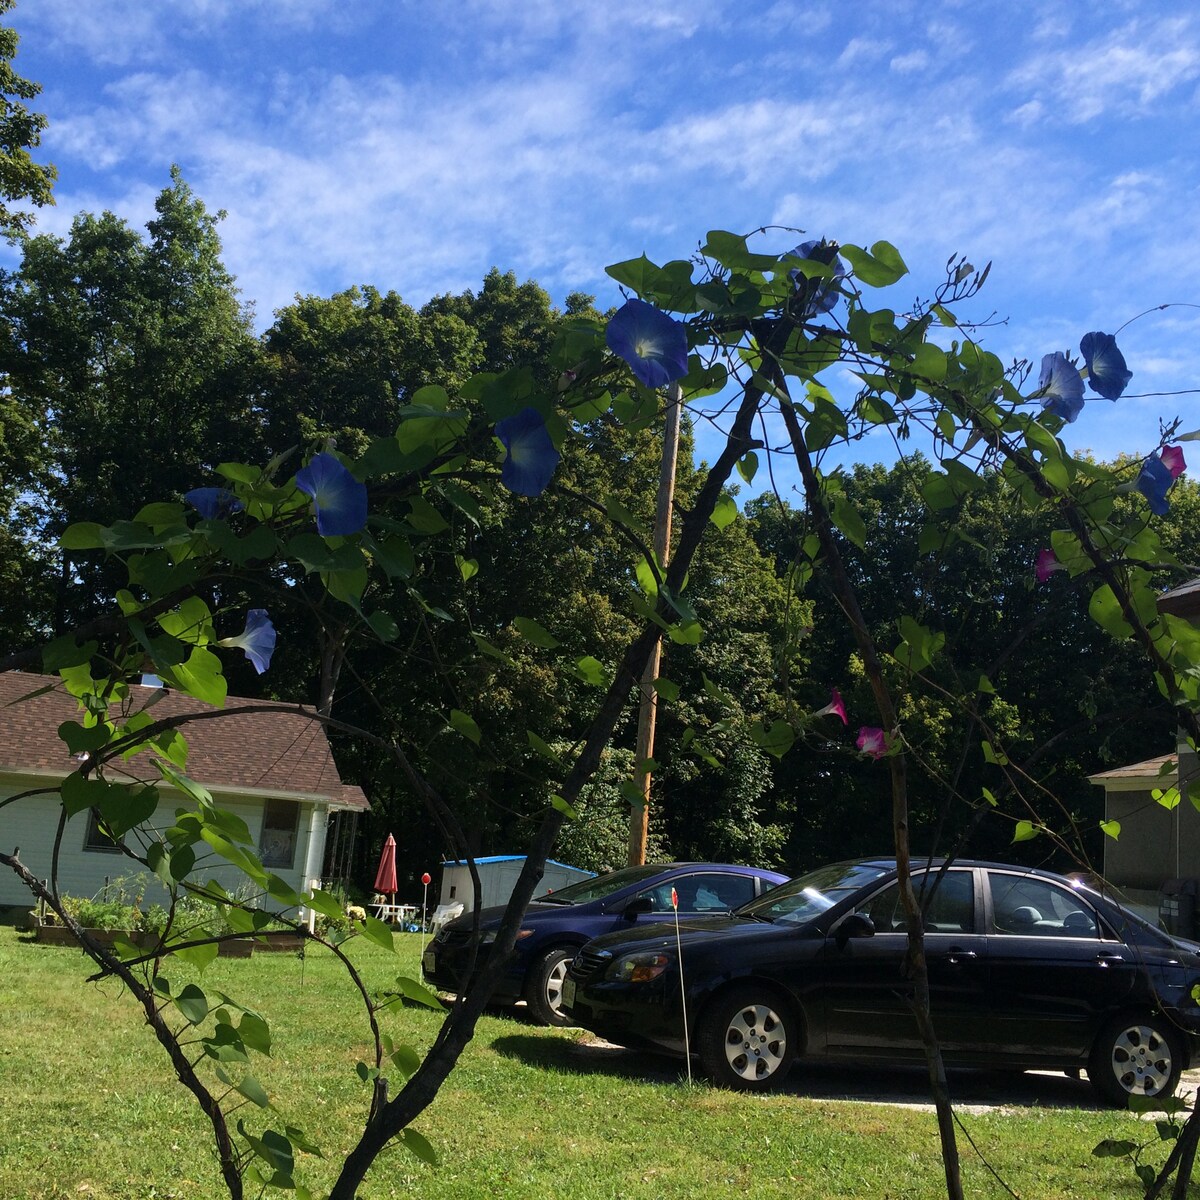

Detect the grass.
xmin=0 ymin=923 xmax=1173 ymax=1199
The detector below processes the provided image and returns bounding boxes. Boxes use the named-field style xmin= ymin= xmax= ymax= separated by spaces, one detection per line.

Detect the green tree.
xmin=0 ymin=0 xmax=54 ymax=242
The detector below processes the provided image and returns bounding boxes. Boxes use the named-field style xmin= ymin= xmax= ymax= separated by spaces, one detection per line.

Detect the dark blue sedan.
xmin=562 ymin=858 xmax=1200 ymax=1104
xmin=421 ymin=861 xmax=788 ymax=1024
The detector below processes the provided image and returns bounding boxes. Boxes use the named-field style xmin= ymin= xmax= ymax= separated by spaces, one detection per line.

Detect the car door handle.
xmin=1095 ymin=952 xmax=1124 ymax=967
xmin=944 ymin=947 xmax=977 ymax=964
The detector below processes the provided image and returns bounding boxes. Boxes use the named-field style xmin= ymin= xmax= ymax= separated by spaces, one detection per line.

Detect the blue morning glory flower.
xmin=1080 ymin=332 xmax=1132 ymax=400
xmin=295 ymin=452 xmax=368 ymax=536
xmin=785 ymin=239 xmax=849 ymax=315
xmin=605 ymin=298 xmax=689 ymax=389
xmin=1136 ymin=451 xmax=1177 ymax=515
xmin=184 ymin=487 xmax=243 ymax=520
xmin=495 ymin=407 xmax=560 ymax=497
xmin=1036 ymin=352 xmax=1086 ymax=422
xmin=219 ymin=608 xmax=276 ymax=674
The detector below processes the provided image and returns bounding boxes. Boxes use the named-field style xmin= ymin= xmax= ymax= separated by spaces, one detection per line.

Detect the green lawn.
xmin=0 ymin=924 xmax=1162 ymax=1199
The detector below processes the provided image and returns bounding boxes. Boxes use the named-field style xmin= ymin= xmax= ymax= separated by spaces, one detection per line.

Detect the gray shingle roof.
xmin=0 ymin=671 xmax=368 ymax=811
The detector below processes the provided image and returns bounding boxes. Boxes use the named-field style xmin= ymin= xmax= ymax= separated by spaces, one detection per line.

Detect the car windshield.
xmin=532 ymin=863 xmax=672 ymax=905
xmin=739 ymin=861 xmax=891 ymax=926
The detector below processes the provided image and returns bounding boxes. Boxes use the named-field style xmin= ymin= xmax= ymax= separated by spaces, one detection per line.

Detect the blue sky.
xmin=6 ymin=0 xmax=1199 ymax=485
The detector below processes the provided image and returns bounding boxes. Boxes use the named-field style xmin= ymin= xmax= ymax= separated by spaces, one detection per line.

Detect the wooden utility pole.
xmin=628 ymin=381 xmax=682 ymax=865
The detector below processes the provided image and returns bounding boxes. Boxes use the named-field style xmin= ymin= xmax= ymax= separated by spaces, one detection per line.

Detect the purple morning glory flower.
xmin=495 ymin=407 xmax=560 ymax=497
xmin=295 ymin=452 xmax=368 ymax=536
xmin=1135 ymin=452 xmax=1176 ymax=515
xmin=219 ymin=609 xmax=276 ymax=674
xmin=185 ymin=488 xmax=243 ymax=520
xmin=1079 ymin=332 xmax=1132 ymax=401
xmin=1035 ymin=549 xmax=1062 ymax=583
xmin=605 ymin=299 xmax=689 ymax=389
xmin=1036 ymin=352 xmax=1085 ymax=422
xmin=815 ymin=687 xmax=848 ymax=725
xmin=856 ymin=726 xmax=888 ymax=759
xmin=785 ymin=239 xmax=849 ymax=315
xmin=1162 ymin=444 xmax=1187 ymax=479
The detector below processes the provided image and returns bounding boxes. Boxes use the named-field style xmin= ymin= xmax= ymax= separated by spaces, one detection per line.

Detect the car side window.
xmin=988 ymin=871 xmax=1099 ymax=937
xmin=636 ymin=874 xmax=755 ymax=913
xmin=858 ymin=871 xmax=974 ymax=933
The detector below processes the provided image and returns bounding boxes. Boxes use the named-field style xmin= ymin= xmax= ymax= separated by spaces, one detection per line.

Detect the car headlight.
xmin=606 ymin=951 xmax=671 ymax=983
xmin=476 ymin=929 xmax=535 ymax=946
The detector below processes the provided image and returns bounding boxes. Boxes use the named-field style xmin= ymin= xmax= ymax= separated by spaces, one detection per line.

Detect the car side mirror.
xmin=834 ymin=912 xmax=875 ymax=949
xmin=623 ymin=897 xmax=654 ymax=920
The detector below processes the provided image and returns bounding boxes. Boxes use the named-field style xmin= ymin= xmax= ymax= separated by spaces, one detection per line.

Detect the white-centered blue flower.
xmin=495 ymin=407 xmax=560 ymax=497
xmin=1036 ymin=352 xmax=1086 ymax=423
xmin=1079 ymin=331 xmax=1132 ymax=400
xmin=218 ymin=608 xmax=276 ymax=674
xmin=605 ymin=298 xmax=688 ymax=389
xmin=294 ymin=452 xmax=368 ymax=536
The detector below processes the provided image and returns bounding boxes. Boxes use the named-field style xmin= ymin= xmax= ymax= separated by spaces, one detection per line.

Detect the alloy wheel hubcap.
xmin=1111 ymin=1025 xmax=1172 ymax=1095
xmin=724 ymin=1003 xmax=786 ymax=1081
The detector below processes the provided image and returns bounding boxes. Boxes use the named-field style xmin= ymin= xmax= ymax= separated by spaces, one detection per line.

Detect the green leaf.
xmin=572 ymin=656 xmax=607 ymax=686
xmin=59 ymin=522 xmax=108 ymax=550
xmin=390 ymin=1044 xmax=422 ymax=1080
xmin=457 ymin=556 xmax=479 ymax=582
xmin=175 ymin=983 xmax=210 ymax=1025
xmin=366 ymin=610 xmax=400 ymax=642
xmin=1153 ymin=787 xmax=1181 ymax=811
xmin=977 ymin=675 xmax=995 ymax=695
xmin=1091 ymin=1139 xmax=1137 ymax=1159
xmin=392 ymin=975 xmax=445 ymax=1011
xmin=981 ymin=787 xmax=998 ymax=807
xmin=171 ymin=941 xmax=220 ymax=974
xmin=981 ymin=740 xmax=1009 ymax=766
xmin=1088 ymin=584 xmax=1134 ymax=640
xmin=399 ymin=1127 xmax=440 ymax=1166
xmin=238 ymin=1012 xmax=272 ymax=1055
xmin=526 ymin=731 xmax=564 ymax=764
xmin=163 ymin=645 xmax=227 ymax=708
xmin=1012 ymin=820 xmax=1039 ymax=844
xmin=710 ymin=494 xmax=737 ymax=530
xmin=605 ymin=253 xmax=663 ymax=294
xmin=304 ymin=888 xmax=345 ymax=922
xmin=470 ymin=633 xmax=515 ymax=665
xmin=513 ymin=616 xmax=559 ymax=649
xmin=551 ymin=795 xmax=579 ymax=820
xmin=827 ymin=494 xmax=867 ymax=548
xmin=841 ymin=241 xmax=909 ymax=287
xmin=1099 ymin=819 xmax=1122 ymax=840
xmin=635 ymin=556 xmax=661 ymax=597
xmin=652 ymin=677 xmax=680 ymax=702
xmin=750 ymin=719 xmax=794 ymax=759
xmin=667 ymin=619 xmax=703 ymax=646
xmin=58 ymin=721 xmax=110 ymax=755
xmin=736 ymin=452 xmax=758 ymax=484
xmin=449 ymin=709 xmax=481 ymax=744
xmin=360 ymin=915 xmax=395 ymax=952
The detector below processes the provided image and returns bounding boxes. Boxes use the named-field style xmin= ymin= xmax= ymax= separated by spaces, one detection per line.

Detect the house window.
xmin=260 ymin=799 xmax=300 ymax=869
xmin=83 ymin=810 xmax=123 ymax=854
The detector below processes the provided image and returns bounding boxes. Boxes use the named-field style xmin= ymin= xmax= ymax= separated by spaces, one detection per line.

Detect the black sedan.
xmin=421 ymin=861 xmax=787 ymax=1025
xmin=561 ymin=858 xmax=1200 ymax=1104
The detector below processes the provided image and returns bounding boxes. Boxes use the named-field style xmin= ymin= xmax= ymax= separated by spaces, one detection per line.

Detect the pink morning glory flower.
xmin=1035 ymin=549 xmax=1062 ymax=583
xmin=1161 ymin=444 xmax=1187 ymax=479
xmin=815 ymin=687 xmax=848 ymax=725
xmin=856 ymin=727 xmax=888 ymax=759
xmin=605 ymin=298 xmax=688 ymax=389
xmin=295 ymin=452 xmax=368 ymax=536
xmin=495 ymin=407 xmax=560 ymax=496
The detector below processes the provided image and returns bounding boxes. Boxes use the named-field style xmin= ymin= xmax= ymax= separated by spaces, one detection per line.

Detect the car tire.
xmin=698 ymin=986 xmax=796 ymax=1092
xmin=1088 ymin=1012 xmax=1183 ymax=1106
xmin=524 ymin=947 xmax=575 ymax=1026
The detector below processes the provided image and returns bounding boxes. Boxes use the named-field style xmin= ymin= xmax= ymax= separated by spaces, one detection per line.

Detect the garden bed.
xmin=31 ymin=923 xmax=306 ymax=955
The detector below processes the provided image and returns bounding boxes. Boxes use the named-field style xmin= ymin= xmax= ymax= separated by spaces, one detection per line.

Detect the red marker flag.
xmin=671 ymin=886 xmax=678 ymax=910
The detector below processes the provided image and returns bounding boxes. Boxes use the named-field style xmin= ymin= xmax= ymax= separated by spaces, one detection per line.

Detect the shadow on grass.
xmin=492 ymin=1026 xmax=1111 ymax=1111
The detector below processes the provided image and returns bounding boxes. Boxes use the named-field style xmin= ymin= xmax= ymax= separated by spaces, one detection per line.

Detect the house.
xmin=0 ymin=671 xmax=368 ymax=913
xmin=1087 ymin=576 xmax=1200 ymax=928
xmin=1088 ymin=747 xmax=1200 ymax=910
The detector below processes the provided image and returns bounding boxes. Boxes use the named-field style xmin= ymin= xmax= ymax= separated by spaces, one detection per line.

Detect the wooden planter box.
xmin=34 ymin=924 xmax=255 ymax=957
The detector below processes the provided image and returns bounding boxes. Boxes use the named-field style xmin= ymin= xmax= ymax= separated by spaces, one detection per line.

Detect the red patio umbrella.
xmin=373 ymin=833 xmax=398 ymax=898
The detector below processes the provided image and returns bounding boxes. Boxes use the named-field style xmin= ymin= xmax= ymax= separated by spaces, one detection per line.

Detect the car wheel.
xmin=524 ymin=947 xmax=575 ymax=1026
xmin=1088 ymin=1013 xmax=1183 ymax=1106
xmin=699 ymin=986 xmax=796 ymax=1092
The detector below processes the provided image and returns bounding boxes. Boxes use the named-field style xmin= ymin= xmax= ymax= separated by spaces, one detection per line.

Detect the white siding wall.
xmin=0 ymin=783 xmax=323 ymax=914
